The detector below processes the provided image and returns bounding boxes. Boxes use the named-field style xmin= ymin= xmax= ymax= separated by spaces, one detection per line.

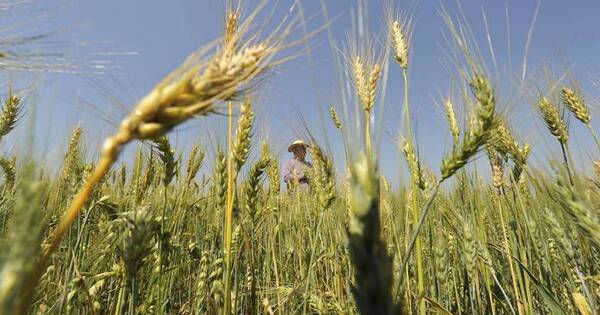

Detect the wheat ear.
xmin=40 ymin=28 xmax=281 ymax=271
xmin=185 ymin=144 xmax=205 ymax=188
xmin=562 ymin=86 xmax=600 ymax=150
xmin=153 ymin=136 xmax=177 ymax=187
xmin=398 ymin=73 xmax=497 ymax=288
xmin=329 ymin=106 xmax=342 ymax=130
xmin=538 ymin=96 xmax=568 ymax=145
xmin=0 ymin=94 xmax=21 ymax=143
xmin=561 ymin=87 xmax=590 ymax=124
xmin=443 ymin=100 xmax=460 ymax=149
xmin=538 ymin=96 xmax=574 ymax=183
xmin=389 ymin=19 xmax=409 ymax=70
xmin=440 ymin=75 xmax=496 ymax=180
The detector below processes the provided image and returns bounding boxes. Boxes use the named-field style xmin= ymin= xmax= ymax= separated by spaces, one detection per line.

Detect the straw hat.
xmin=287 ymin=139 xmax=307 ymax=152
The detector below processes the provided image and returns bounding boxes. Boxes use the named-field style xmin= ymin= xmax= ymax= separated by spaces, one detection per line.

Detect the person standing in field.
xmin=282 ymin=140 xmax=313 ymax=193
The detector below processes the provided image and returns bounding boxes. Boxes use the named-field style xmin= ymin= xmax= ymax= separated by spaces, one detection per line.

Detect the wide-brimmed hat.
xmin=287 ymin=139 xmax=307 ymax=152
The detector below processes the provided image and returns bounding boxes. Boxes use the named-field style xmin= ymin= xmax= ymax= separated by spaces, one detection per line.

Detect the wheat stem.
xmin=397 ymin=180 xmax=441 ymax=286
xmin=42 ymin=155 xmax=114 ymax=264
xmin=365 ymin=110 xmax=372 ymax=158
xmin=223 ymin=99 xmax=235 ymax=315
xmin=402 ymin=71 xmax=412 ymax=142
xmin=559 ymin=143 xmax=574 ymax=185
xmin=493 ymin=190 xmax=524 ymax=315
xmin=586 ymin=124 xmax=600 ymax=152
xmin=402 ymin=68 xmax=425 ymax=315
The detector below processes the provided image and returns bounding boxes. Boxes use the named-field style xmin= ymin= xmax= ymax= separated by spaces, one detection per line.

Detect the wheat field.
xmin=0 ymin=1 xmax=599 ymax=315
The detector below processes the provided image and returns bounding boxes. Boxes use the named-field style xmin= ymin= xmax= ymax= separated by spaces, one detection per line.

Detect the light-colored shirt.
xmin=282 ymin=158 xmax=312 ymax=192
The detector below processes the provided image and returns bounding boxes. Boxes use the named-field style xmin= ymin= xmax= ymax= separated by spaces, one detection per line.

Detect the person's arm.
xmin=282 ymin=160 xmax=305 ymax=183
xmin=293 ymin=161 xmax=305 ymax=180
xmin=282 ymin=160 xmax=292 ymax=183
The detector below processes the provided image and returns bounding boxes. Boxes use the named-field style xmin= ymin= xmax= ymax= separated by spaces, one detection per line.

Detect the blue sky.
xmin=2 ymin=0 xmax=600 ymax=185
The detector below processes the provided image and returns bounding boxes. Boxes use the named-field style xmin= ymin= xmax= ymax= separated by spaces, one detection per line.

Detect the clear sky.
xmin=2 ymin=0 xmax=600 ymax=186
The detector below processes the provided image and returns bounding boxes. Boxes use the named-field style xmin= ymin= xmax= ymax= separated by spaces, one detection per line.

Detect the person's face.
xmin=292 ymin=146 xmax=306 ymax=159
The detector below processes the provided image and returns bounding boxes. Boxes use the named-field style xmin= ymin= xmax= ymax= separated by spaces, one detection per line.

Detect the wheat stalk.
xmin=491 ymin=122 xmax=530 ymax=182
xmin=556 ymin=176 xmax=600 ymax=248
xmin=441 ymin=75 xmax=496 ymax=180
xmin=232 ymin=98 xmax=255 ymax=173
xmin=135 ymin=153 xmax=154 ymax=205
xmin=153 ymin=136 xmax=177 ymax=187
xmin=402 ymin=139 xmax=426 ymax=190
xmin=223 ymin=96 xmax=255 ymax=314
xmin=213 ymin=149 xmax=227 ymax=213
xmin=561 ymin=86 xmax=600 ymax=151
xmin=185 ymin=144 xmax=205 ymax=188
xmin=0 ymin=94 xmax=21 ymax=143
xmin=309 ymin=142 xmax=336 ymax=210
xmin=538 ymin=96 xmax=568 ymax=145
xmin=443 ymin=100 xmax=460 ymax=149
xmin=351 ymin=54 xmax=381 ymax=156
xmin=0 ymin=166 xmax=46 ymax=314
xmin=57 ymin=126 xmax=83 ymax=193
xmin=389 ymin=19 xmax=409 ymax=70
xmin=243 ymin=158 xmax=269 ymax=219
xmin=0 ymin=156 xmax=15 ymax=192
xmin=538 ymin=96 xmax=574 ymax=183
xmin=486 ymin=146 xmax=504 ymax=194
xmin=561 ymin=87 xmax=590 ymax=124
xmin=262 ymin=142 xmax=280 ymax=196
xmin=351 ymin=56 xmax=381 ymax=115
xmin=347 ymin=154 xmax=399 ymax=315
xmin=39 ymin=18 xmax=285 ymax=284
xmin=329 ymin=106 xmax=342 ymax=130
xmin=398 ymin=73 xmax=497 ymax=294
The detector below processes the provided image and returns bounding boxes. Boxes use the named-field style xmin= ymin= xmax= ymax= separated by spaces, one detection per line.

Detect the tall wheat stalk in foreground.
xmin=348 ymin=154 xmax=398 ymax=315
xmin=36 ymin=11 xmax=288 ymax=303
xmin=346 ymin=27 xmax=396 ymax=314
xmin=388 ymin=12 xmax=431 ymax=314
xmin=0 ymin=165 xmax=47 ymax=315
xmin=223 ymin=6 xmax=240 ymax=314
xmin=224 ymin=97 xmax=255 ymax=314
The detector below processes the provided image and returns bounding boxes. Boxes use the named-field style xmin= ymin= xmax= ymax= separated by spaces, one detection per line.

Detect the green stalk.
xmin=586 ymin=124 xmax=600 ymax=152
xmin=495 ymin=191 xmax=523 ymax=315
xmin=402 ymin=69 xmax=425 ymax=315
xmin=559 ymin=143 xmax=574 ymax=185
xmin=397 ymin=181 xmax=440 ymax=288
xmin=158 ymin=186 xmax=168 ymax=315
xmin=223 ymin=100 xmax=235 ymax=315
xmin=365 ymin=110 xmax=372 ymax=158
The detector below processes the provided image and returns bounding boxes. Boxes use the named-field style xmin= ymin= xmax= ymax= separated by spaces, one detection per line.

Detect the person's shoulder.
xmin=283 ymin=158 xmax=294 ymax=166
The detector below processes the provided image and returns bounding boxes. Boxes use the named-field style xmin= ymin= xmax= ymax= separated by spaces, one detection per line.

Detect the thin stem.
xmin=223 ymin=100 xmax=235 ymax=315
xmin=130 ymin=278 xmax=137 ymax=315
xmin=403 ymin=68 xmax=425 ymax=315
xmin=403 ymin=70 xmax=411 ymax=140
xmin=587 ymin=124 xmax=600 ymax=152
xmin=158 ymin=186 xmax=168 ymax=315
xmin=44 ymin=155 xmax=115 ymax=261
xmin=365 ymin=110 xmax=372 ymax=157
xmin=559 ymin=143 xmax=574 ymax=185
xmin=396 ymin=181 xmax=441 ymax=292
xmin=493 ymin=191 xmax=523 ymax=315
xmin=27 ymin=154 xmax=115 ymax=312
